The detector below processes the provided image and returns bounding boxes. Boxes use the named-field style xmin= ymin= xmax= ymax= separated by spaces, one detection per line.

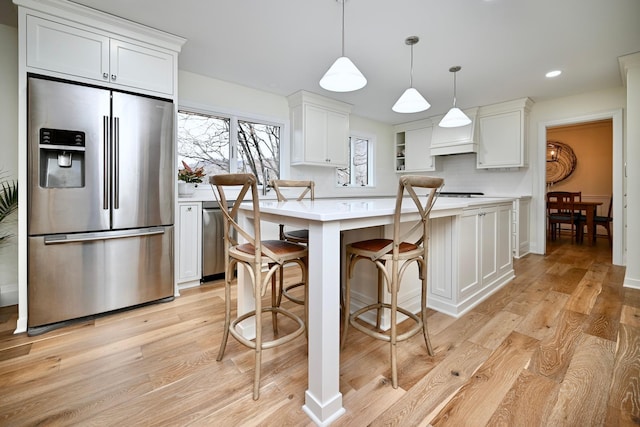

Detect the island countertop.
xmin=253 ymin=196 xmax=516 ymax=222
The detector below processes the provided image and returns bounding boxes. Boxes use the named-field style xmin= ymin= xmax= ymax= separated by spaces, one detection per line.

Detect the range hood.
xmin=430 ymin=107 xmax=478 ymax=156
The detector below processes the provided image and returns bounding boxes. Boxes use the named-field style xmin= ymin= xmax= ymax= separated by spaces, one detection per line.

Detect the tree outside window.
xmin=177 ymin=110 xmax=280 ymax=183
xmin=337 ymin=136 xmax=371 ymax=186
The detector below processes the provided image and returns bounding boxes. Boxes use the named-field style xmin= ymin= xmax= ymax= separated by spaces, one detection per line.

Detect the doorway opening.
xmin=545 ymin=120 xmax=612 ymax=248
xmin=537 ymin=109 xmax=624 ymax=266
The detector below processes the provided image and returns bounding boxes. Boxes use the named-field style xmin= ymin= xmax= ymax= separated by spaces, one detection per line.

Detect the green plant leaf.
xmin=0 ymin=179 xmax=18 ymax=243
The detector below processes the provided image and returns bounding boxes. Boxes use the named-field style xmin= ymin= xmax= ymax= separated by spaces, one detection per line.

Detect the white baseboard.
xmin=623 ymin=274 xmax=640 ymax=290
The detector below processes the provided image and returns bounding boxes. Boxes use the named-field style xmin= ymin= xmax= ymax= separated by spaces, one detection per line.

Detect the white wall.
xmin=289 ymin=114 xmax=397 ymax=198
xmin=178 ymin=70 xmax=398 ymax=198
xmin=417 ymin=153 xmax=532 ymax=196
xmin=179 ymin=70 xmax=290 ymax=120
xmin=0 ymin=24 xmax=18 ymax=306
xmin=527 ymin=87 xmax=626 ymax=256
xmin=619 ymin=53 xmax=640 ymax=288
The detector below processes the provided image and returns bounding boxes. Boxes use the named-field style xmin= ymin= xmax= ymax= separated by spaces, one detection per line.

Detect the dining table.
xmin=573 ymin=200 xmax=603 ymax=245
xmin=235 ymin=196 xmax=507 ymax=425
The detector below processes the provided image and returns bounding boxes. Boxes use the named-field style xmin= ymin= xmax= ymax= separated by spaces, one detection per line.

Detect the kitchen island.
xmin=236 ymin=196 xmax=515 ymax=426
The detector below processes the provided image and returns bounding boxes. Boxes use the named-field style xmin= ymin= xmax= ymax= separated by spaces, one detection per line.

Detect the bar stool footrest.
xmin=349 ymin=303 xmax=422 ymax=343
xmin=229 ymin=306 xmax=305 ymax=349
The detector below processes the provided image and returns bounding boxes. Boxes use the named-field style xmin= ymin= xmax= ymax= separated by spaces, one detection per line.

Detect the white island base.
xmin=238 ymin=196 xmax=515 ymax=425
xmin=343 ymin=200 xmax=515 ymax=326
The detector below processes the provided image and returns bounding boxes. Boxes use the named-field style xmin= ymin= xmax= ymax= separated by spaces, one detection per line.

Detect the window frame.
xmin=177 ymin=101 xmax=290 ymax=185
xmin=337 ymin=132 xmax=376 ymax=188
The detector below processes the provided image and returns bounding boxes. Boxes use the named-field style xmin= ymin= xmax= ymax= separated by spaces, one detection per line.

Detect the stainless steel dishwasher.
xmin=202 ymin=201 xmax=225 ymax=280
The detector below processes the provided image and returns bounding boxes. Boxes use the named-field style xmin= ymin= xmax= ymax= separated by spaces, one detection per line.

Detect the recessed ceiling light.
xmin=546 ymin=70 xmax=562 ymax=78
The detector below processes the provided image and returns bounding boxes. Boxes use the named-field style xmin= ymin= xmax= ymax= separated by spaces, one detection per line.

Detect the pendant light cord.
xmin=452 ymin=71 xmax=457 ymax=107
xmin=409 ymin=43 xmax=414 ymax=88
xmin=341 ymin=0 xmax=345 ymax=56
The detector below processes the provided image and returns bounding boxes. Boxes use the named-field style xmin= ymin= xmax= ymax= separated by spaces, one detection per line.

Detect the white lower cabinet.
xmin=177 ymin=202 xmax=202 ymax=288
xmin=428 ymin=202 xmax=514 ymax=317
xmin=344 ymin=201 xmax=515 ymax=323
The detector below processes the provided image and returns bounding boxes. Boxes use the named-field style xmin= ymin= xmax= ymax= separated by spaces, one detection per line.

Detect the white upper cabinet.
xmin=288 ymin=91 xmax=351 ymax=167
xmin=26 ymin=16 xmax=110 ymax=82
xmin=394 ymin=119 xmax=437 ymax=172
xmin=476 ymin=98 xmax=533 ymax=169
xmin=19 ymin=0 xmax=185 ymax=97
xmin=109 ymin=38 xmax=174 ymax=95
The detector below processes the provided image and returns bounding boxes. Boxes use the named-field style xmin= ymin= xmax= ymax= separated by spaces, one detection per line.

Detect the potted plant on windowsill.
xmin=178 ymin=161 xmax=205 ymax=197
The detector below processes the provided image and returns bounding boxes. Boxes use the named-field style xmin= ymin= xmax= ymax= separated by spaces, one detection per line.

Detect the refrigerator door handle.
xmin=43 ymin=227 xmax=166 ymax=245
xmin=114 ymin=116 xmax=120 ymax=210
xmin=103 ymin=115 xmax=110 ymax=210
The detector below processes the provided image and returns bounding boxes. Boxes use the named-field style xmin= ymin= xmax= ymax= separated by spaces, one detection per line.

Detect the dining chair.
xmin=594 ymin=195 xmax=613 ymax=246
xmin=269 ymin=179 xmax=314 ymax=333
xmin=341 ymin=175 xmax=443 ymax=388
xmin=547 ymin=191 xmax=581 ymax=243
xmin=210 ymin=173 xmax=307 ymax=400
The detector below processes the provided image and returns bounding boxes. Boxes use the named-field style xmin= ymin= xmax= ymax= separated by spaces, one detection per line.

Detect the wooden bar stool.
xmin=269 ymin=179 xmax=314 ymax=333
xmin=210 ymin=173 xmax=307 ymax=400
xmin=341 ymin=175 xmax=443 ymax=388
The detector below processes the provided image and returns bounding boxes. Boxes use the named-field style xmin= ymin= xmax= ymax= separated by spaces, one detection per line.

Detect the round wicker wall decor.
xmin=546 ymin=141 xmax=577 ymax=185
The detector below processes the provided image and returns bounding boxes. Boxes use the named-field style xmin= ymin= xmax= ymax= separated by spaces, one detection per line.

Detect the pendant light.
xmin=439 ymin=66 xmax=471 ymax=127
xmin=546 ymin=142 xmax=562 ymax=162
xmin=392 ymin=36 xmax=430 ymax=113
xmin=319 ymin=0 xmax=367 ymax=92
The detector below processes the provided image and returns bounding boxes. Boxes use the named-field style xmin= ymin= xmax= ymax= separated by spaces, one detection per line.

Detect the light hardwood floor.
xmin=1 ymin=235 xmax=639 ymax=426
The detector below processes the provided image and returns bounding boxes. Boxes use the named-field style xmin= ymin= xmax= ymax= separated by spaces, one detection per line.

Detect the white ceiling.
xmin=4 ymin=0 xmax=640 ymax=124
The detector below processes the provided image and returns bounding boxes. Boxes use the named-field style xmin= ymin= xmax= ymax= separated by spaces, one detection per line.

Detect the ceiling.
xmin=3 ymin=0 xmax=640 ymax=124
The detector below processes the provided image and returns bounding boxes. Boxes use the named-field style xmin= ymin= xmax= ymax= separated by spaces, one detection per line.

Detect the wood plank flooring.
xmin=1 ymin=236 xmax=639 ymax=426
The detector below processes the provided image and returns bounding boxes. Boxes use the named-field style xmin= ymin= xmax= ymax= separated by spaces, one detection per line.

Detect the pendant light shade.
xmin=393 ymin=36 xmax=430 ymax=113
xmin=319 ymin=0 xmax=367 ymax=92
xmin=320 ymin=56 xmax=367 ymax=92
xmin=392 ymin=87 xmax=430 ymax=113
xmin=439 ymin=66 xmax=471 ymax=128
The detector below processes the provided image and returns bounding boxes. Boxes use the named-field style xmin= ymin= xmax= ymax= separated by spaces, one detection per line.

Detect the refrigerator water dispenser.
xmin=39 ymin=128 xmax=86 ymax=188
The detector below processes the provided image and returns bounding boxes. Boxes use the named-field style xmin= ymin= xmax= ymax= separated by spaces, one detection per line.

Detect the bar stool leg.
xmin=217 ymin=270 xmax=233 ymax=361
xmin=253 ymin=261 xmax=262 ymax=400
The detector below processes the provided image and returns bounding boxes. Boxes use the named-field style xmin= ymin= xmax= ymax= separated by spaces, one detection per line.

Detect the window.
xmin=177 ymin=109 xmax=281 ymax=184
xmin=337 ymin=135 xmax=374 ymax=187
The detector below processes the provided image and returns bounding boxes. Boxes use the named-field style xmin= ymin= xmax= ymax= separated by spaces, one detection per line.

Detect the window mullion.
xmin=229 ymin=116 xmax=239 ymax=172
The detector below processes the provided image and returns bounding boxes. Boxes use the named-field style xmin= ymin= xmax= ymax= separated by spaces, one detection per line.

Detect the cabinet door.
xmin=303 ymin=104 xmax=329 ymax=165
xmin=477 ymin=110 xmax=523 ymax=168
xmin=325 ymin=110 xmax=348 ymax=166
xmin=110 ymin=38 xmax=174 ymax=95
xmin=516 ymin=198 xmax=530 ymax=257
xmin=496 ymin=203 xmax=513 ymax=276
xmin=26 ymin=15 xmax=110 ymax=82
xmin=300 ymin=104 xmax=348 ymax=167
xmin=459 ymin=210 xmax=480 ymax=298
xmin=405 ymin=127 xmax=435 ymax=171
xmin=178 ymin=203 xmax=201 ymax=282
xmin=480 ymin=206 xmax=498 ymax=285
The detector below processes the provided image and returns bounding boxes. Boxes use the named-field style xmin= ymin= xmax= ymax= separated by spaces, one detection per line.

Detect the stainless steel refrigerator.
xmin=27 ymin=76 xmax=175 ymax=334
